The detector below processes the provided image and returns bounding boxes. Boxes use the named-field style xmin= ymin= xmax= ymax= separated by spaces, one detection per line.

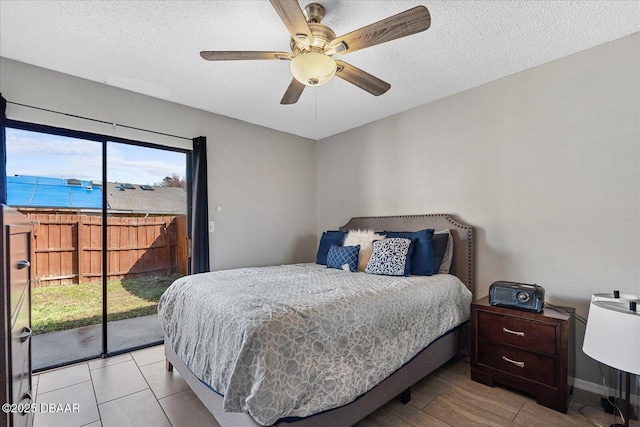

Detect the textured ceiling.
xmin=1 ymin=1 xmax=638 ymax=140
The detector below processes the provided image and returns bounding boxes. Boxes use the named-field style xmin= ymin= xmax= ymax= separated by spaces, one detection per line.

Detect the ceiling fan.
xmin=200 ymin=0 xmax=431 ymax=105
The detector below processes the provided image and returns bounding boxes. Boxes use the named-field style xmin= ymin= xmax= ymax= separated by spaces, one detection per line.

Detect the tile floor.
xmin=33 ymin=345 xmax=219 ymax=427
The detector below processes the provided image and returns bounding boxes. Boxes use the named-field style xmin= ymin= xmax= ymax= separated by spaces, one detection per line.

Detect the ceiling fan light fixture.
xmin=290 ymin=51 xmax=336 ymax=86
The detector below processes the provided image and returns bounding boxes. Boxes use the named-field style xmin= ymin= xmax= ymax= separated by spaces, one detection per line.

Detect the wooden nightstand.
xmin=470 ymin=296 xmax=575 ymax=413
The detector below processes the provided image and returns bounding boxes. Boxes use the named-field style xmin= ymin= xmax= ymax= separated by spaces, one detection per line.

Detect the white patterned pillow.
xmin=343 ymin=229 xmax=386 ymax=272
xmin=365 ymin=238 xmax=412 ymax=276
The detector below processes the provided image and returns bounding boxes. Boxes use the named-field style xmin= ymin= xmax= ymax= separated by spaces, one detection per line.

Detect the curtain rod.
xmin=6 ymin=100 xmax=192 ymax=141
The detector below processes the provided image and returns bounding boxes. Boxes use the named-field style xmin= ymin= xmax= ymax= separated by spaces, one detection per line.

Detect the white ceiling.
xmin=1 ymin=1 xmax=638 ymax=140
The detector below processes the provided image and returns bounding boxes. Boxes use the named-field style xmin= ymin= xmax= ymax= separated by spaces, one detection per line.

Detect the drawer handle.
xmin=502 ymin=355 xmax=525 ymax=368
xmin=19 ymin=392 xmax=33 ymax=416
xmin=18 ymin=327 xmax=32 ymax=342
xmin=502 ymin=327 xmax=525 ymax=337
xmin=16 ymin=259 xmax=30 ymax=269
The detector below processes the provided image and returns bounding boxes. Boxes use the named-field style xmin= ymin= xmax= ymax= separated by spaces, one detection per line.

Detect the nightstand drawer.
xmin=477 ymin=311 xmax=556 ymax=355
xmin=477 ymin=341 xmax=557 ymax=387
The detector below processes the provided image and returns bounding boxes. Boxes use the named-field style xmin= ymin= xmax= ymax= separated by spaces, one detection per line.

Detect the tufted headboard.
xmin=339 ymin=214 xmax=475 ymax=295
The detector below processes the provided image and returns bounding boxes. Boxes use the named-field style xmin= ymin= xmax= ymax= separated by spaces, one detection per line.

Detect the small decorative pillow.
xmin=326 ymin=244 xmax=360 ymax=272
xmin=365 ymin=238 xmax=412 ymax=276
xmin=343 ymin=229 xmax=386 ymax=272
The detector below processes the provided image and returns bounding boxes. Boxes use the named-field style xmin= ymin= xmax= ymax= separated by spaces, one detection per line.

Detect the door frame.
xmin=5 ymin=119 xmax=191 ymax=367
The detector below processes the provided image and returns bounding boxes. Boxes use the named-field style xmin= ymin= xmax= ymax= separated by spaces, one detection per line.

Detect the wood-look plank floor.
xmin=34 ymin=346 xmax=637 ymax=427
xmin=356 ymin=356 xmax=639 ymax=427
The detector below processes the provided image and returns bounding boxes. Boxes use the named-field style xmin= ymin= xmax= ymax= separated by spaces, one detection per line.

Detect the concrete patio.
xmin=32 ymin=314 xmax=164 ymax=371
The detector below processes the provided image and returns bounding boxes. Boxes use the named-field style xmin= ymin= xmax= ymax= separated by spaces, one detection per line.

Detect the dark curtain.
xmin=0 ymin=94 xmax=7 ymax=205
xmin=191 ymin=136 xmax=210 ymax=273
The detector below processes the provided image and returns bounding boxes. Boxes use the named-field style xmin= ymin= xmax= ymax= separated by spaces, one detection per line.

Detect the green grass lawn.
xmin=32 ymin=274 xmax=182 ymax=334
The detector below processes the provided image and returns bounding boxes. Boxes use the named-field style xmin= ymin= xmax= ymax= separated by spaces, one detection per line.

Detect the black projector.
xmin=489 ymin=281 xmax=545 ymax=313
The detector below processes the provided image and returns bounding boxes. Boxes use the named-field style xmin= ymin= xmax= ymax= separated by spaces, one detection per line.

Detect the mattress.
xmin=158 ymin=263 xmax=472 ymax=426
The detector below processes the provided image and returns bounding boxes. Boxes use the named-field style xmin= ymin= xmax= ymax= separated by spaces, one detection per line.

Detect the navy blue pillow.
xmin=316 ymin=231 xmax=347 ymax=265
xmin=431 ymin=233 xmax=449 ymax=272
xmin=326 ymin=244 xmax=360 ymax=272
xmin=383 ymin=229 xmax=435 ymax=275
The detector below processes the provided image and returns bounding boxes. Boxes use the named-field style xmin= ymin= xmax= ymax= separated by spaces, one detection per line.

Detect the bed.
xmin=159 ymin=214 xmax=475 ymax=427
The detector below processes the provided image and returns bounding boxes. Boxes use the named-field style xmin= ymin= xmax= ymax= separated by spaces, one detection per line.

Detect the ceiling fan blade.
xmin=335 ymin=61 xmax=390 ymax=96
xmin=269 ymin=0 xmax=313 ymax=46
xmin=280 ymin=78 xmax=305 ymax=105
xmin=200 ymin=51 xmax=292 ymax=61
xmin=327 ymin=6 xmax=430 ymax=55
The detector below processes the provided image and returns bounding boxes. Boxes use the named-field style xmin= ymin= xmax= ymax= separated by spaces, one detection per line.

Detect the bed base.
xmin=165 ymin=326 xmax=463 ymax=427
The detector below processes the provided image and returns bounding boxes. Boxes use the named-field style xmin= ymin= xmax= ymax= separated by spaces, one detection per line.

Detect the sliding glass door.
xmin=5 ymin=123 xmax=189 ymax=370
xmin=105 ymin=141 xmax=187 ymax=353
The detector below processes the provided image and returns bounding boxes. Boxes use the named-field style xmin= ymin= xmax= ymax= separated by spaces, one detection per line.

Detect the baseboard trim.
xmin=574 ymin=378 xmax=640 ymax=406
xmin=574 ymin=378 xmax=607 ymax=395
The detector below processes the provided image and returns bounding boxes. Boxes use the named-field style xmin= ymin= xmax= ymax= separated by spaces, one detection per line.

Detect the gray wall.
xmin=316 ymin=33 xmax=640 ymax=385
xmin=0 ymin=57 xmax=318 ymax=271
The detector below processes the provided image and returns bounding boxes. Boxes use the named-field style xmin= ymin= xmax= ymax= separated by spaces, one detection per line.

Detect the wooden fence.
xmin=26 ymin=213 xmax=188 ymax=287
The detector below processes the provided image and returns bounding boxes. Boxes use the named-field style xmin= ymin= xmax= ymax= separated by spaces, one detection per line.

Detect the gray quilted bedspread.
xmin=158 ymin=263 xmax=471 ymax=426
